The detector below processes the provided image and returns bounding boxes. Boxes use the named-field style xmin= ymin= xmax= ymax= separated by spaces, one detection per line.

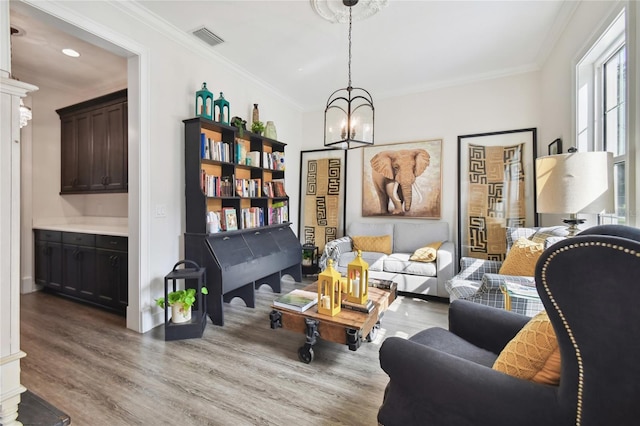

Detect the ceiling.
xmin=9 ymin=0 xmax=576 ymax=111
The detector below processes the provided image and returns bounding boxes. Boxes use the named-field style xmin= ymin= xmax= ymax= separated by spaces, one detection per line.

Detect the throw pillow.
xmin=351 ymin=235 xmax=392 ymax=255
xmin=499 ymin=237 xmax=544 ymax=276
xmin=493 ymin=310 xmax=561 ymax=385
xmin=409 ymin=241 xmax=443 ymax=262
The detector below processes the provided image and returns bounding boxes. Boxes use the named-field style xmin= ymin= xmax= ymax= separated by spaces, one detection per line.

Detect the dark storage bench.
xmin=185 ymin=223 xmax=302 ymax=326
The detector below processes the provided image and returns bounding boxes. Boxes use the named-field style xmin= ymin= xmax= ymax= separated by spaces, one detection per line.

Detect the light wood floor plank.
xmin=20 ymin=277 xmax=449 ymax=425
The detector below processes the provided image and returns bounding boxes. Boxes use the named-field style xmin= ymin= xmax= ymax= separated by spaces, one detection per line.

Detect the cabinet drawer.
xmin=96 ymin=235 xmax=128 ymax=251
xmin=63 ymin=232 xmax=96 ymax=246
xmin=34 ymin=229 xmax=62 ymax=242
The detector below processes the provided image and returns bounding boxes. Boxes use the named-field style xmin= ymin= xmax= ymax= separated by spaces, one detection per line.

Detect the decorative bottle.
xmin=252 ymin=104 xmax=260 ymax=124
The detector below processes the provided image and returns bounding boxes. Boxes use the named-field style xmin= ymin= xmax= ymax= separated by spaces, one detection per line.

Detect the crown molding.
xmin=110 ymin=1 xmax=303 ymax=111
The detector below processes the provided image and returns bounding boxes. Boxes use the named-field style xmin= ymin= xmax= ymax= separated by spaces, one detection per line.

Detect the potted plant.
xmin=251 ymin=120 xmax=264 ymax=135
xmin=155 ymin=287 xmax=208 ymax=324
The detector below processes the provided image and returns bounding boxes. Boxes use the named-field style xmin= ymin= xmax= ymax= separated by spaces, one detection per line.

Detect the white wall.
xmin=302 ymin=72 xmax=541 ymax=243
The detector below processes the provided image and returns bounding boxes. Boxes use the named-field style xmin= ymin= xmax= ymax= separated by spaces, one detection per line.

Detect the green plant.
xmin=155 ymin=287 xmax=208 ymax=310
xmin=251 ymin=120 xmax=264 ymax=135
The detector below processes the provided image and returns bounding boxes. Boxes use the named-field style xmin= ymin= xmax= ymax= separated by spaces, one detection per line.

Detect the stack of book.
xmin=368 ymin=278 xmax=395 ymax=290
xmin=341 ymin=299 xmax=375 ymax=313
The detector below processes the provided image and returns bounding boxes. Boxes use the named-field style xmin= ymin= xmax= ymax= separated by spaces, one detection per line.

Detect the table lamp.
xmin=536 ymin=150 xmax=614 ymax=236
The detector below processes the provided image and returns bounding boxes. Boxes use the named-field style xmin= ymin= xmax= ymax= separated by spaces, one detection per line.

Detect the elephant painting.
xmin=370 ymin=149 xmax=431 ymax=215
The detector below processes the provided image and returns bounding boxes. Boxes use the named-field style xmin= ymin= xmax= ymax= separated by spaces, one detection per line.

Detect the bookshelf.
xmin=183 ymin=117 xmax=302 ymax=326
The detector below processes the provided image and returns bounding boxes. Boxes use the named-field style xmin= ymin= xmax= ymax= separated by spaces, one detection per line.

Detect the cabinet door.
xmin=62 ymin=244 xmax=96 ymax=298
xmin=60 ymin=112 xmax=91 ymax=192
xmin=90 ymin=103 xmax=126 ymax=191
xmin=35 ymin=240 xmax=63 ymax=289
xmin=95 ymin=249 xmax=128 ymax=310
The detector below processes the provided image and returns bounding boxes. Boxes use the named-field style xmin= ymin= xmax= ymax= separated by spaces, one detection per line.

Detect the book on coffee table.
xmin=368 ymin=278 xmax=395 ymax=289
xmin=341 ymin=299 xmax=375 ymax=313
xmin=273 ymin=289 xmax=318 ymax=312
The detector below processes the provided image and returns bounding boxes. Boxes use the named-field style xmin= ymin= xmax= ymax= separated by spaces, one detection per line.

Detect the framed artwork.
xmin=548 ymin=138 xmax=562 ymax=155
xmin=298 ymin=149 xmax=347 ymax=253
xmin=457 ymin=128 xmax=538 ymax=260
xmin=362 ymin=140 xmax=442 ymax=218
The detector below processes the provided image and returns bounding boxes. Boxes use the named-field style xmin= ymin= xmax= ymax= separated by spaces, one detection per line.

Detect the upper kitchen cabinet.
xmin=57 ymin=89 xmax=128 ymax=194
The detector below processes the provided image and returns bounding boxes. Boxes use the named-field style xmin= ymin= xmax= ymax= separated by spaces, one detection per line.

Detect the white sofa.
xmin=319 ymin=221 xmax=455 ymax=298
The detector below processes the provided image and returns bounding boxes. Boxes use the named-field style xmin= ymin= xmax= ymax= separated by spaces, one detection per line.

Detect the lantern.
xmin=317 ymin=259 xmax=341 ymax=317
xmin=195 ymin=82 xmax=213 ymax=120
xmin=213 ymin=92 xmax=230 ymax=124
xmin=347 ymin=250 xmax=369 ymax=305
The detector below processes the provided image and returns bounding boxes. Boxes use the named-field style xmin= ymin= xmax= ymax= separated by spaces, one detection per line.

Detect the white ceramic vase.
xmin=264 ymin=121 xmax=277 ymax=140
xmin=171 ymin=303 xmax=192 ymax=324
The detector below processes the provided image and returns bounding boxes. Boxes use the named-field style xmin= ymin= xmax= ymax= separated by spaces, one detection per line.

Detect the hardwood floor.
xmin=19 ymin=277 xmax=448 ymax=425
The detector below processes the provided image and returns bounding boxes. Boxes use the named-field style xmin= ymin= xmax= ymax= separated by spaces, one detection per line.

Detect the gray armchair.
xmin=446 ymin=226 xmax=568 ymax=316
xmin=378 ymin=224 xmax=640 ymax=426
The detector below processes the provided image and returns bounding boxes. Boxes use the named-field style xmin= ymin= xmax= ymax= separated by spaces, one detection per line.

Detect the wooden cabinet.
xmin=95 ymin=235 xmax=128 ymax=313
xmin=34 ymin=230 xmax=63 ymax=290
xmin=34 ymin=229 xmax=128 ymax=314
xmin=62 ymin=232 xmax=97 ymax=299
xmin=57 ymin=90 xmax=128 ymax=194
xmin=183 ymin=117 xmax=302 ymax=326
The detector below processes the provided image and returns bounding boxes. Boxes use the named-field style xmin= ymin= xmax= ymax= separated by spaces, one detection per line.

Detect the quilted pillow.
xmin=409 ymin=241 xmax=443 ymax=262
xmin=351 ymin=235 xmax=392 ymax=255
xmin=493 ymin=310 xmax=561 ymax=385
xmin=499 ymin=237 xmax=544 ymax=276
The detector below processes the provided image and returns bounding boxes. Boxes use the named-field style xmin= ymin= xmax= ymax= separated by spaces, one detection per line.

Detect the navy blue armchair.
xmin=378 ymin=225 xmax=640 ymax=426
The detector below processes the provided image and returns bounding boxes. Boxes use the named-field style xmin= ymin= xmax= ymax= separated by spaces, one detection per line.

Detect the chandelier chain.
xmin=348 ymin=5 xmax=352 ymax=88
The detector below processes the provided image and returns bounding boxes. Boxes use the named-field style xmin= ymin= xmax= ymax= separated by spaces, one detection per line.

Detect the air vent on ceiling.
xmin=192 ymin=26 xmax=224 ymax=47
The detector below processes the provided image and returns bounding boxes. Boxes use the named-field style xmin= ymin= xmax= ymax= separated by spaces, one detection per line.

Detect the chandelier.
xmin=19 ymin=98 xmax=32 ymax=129
xmin=324 ymin=0 xmax=375 ymax=149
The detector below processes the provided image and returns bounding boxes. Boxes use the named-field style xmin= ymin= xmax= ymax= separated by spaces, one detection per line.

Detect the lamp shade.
xmin=536 ymin=151 xmax=614 ymax=215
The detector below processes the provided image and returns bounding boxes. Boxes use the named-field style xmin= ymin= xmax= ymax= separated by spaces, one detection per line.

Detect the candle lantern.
xmin=347 ymin=250 xmax=369 ymax=305
xmin=317 ymin=259 xmax=341 ymax=317
xmin=213 ymin=92 xmax=230 ymax=124
xmin=195 ymin=82 xmax=213 ymax=120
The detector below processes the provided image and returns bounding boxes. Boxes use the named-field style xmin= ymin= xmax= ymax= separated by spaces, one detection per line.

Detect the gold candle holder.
xmin=317 ymin=259 xmax=341 ymax=316
xmin=347 ymin=250 xmax=369 ymax=305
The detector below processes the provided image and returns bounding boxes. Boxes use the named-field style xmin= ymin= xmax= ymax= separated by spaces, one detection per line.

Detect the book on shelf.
xmin=222 ymin=207 xmax=238 ymax=231
xmin=273 ymin=289 xmax=318 ymax=312
xmin=269 ymin=201 xmax=288 ymax=224
xmin=341 ymin=299 xmax=374 ymax=313
xmin=272 ymin=179 xmax=287 ymax=197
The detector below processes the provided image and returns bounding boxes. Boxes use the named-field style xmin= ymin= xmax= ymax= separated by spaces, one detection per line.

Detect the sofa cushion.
xmin=352 ymin=235 xmax=392 ymax=255
xmin=499 ymin=237 xmax=544 ymax=277
xmin=338 ymin=251 xmax=386 ymax=272
xmin=409 ymin=241 xmax=443 ymax=262
xmin=493 ymin=310 xmax=561 ymax=385
xmin=383 ymin=253 xmax=437 ymax=277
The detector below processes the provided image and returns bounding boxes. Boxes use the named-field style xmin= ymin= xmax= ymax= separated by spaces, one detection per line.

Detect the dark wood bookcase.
xmin=183 ymin=117 xmax=302 ymax=326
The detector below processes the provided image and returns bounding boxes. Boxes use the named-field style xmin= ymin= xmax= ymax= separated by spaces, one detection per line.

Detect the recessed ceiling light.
xmin=62 ymin=48 xmax=80 ymax=58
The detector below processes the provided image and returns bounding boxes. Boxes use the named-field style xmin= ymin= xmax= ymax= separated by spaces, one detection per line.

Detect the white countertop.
xmin=33 ymin=217 xmax=128 ymax=237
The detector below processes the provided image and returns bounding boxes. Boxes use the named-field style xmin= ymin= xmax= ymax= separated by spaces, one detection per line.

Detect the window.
xmin=603 ymin=46 xmax=626 ymax=222
xmin=576 ymin=10 xmax=627 ymax=224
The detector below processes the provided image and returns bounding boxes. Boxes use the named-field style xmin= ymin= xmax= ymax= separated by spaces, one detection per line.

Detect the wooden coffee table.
xmin=269 ymin=281 xmax=397 ymax=363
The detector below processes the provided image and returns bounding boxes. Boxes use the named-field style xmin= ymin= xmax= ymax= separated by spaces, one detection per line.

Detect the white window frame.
xmin=575 ymin=8 xmax=629 ymax=225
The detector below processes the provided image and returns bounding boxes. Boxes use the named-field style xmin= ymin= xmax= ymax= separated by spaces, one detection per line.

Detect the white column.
xmin=0 ymin=12 xmax=39 ymax=422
